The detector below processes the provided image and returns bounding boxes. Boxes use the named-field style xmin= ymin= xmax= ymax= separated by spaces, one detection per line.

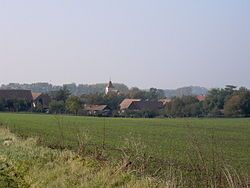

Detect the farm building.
xmin=0 ymin=90 xmax=50 ymax=111
xmin=119 ymin=99 xmax=162 ymax=112
xmin=84 ymin=104 xmax=111 ymax=116
xmin=31 ymin=92 xmax=50 ymax=109
xmin=0 ymin=90 xmax=33 ymax=102
xmin=159 ymin=99 xmax=171 ymax=107
xmin=119 ymin=99 xmax=141 ymax=112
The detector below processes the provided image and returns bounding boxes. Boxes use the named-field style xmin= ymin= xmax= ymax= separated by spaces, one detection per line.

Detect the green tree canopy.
xmin=66 ymin=96 xmax=81 ymax=115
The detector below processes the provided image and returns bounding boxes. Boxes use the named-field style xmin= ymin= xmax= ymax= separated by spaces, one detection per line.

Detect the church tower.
xmin=105 ymin=80 xmax=118 ymax=95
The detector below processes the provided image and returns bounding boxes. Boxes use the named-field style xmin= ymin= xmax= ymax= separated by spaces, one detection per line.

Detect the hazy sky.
xmin=1 ymin=1 xmax=250 ymax=89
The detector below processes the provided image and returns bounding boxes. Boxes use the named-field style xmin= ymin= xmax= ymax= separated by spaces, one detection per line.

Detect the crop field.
xmin=0 ymin=113 xmax=250 ymax=174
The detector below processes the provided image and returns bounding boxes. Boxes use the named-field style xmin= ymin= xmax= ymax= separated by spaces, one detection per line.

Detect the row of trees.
xmin=0 ymin=99 xmax=31 ymax=112
xmin=48 ymin=87 xmax=166 ymax=115
xmin=165 ymin=86 xmax=250 ymax=117
xmin=49 ymin=85 xmax=250 ymax=118
xmin=206 ymin=86 xmax=250 ymax=117
xmin=1 ymin=85 xmax=249 ymax=118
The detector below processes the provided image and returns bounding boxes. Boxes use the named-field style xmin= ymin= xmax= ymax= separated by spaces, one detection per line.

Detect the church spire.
xmin=107 ymin=80 xmax=114 ymax=89
xmin=105 ymin=79 xmax=117 ymax=94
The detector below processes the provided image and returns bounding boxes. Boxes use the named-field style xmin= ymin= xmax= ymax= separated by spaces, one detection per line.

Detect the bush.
xmin=49 ymin=100 xmax=65 ymax=114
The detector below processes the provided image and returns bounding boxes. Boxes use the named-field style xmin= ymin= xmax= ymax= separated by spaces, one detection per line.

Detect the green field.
xmin=0 ymin=113 xmax=249 ymax=173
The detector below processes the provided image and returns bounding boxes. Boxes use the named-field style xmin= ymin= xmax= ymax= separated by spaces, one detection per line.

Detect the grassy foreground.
xmin=0 ymin=113 xmax=249 ymax=171
xmin=0 ymin=113 xmax=249 ymax=187
xmin=0 ymin=127 xmax=167 ymax=188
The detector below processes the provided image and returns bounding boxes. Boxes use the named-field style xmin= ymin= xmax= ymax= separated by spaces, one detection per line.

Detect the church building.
xmin=105 ymin=80 xmax=119 ymax=95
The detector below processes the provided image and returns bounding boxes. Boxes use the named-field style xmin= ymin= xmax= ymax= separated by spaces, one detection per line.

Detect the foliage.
xmin=80 ymin=93 xmax=126 ymax=111
xmin=203 ymin=86 xmax=236 ymax=115
xmin=66 ymin=96 xmax=82 ymax=115
xmin=103 ymin=93 xmax=126 ymax=110
xmin=50 ymin=86 xmax=71 ymax=102
xmin=234 ymin=87 xmax=250 ymax=115
xmin=0 ymin=99 xmax=31 ymax=112
xmin=224 ymin=95 xmax=242 ymax=117
xmin=0 ymin=99 xmax=4 ymax=111
xmin=224 ymin=87 xmax=250 ymax=117
xmin=49 ymin=100 xmax=65 ymax=114
xmin=127 ymin=87 xmax=165 ymax=101
xmin=1 ymin=85 xmax=250 ymax=118
xmin=166 ymin=96 xmax=202 ymax=117
xmin=202 ymin=86 xmax=250 ymax=117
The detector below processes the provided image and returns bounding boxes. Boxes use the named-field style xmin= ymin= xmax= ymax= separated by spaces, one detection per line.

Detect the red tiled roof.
xmin=32 ymin=92 xmax=42 ymax=100
xmin=120 ymin=99 xmax=161 ymax=111
xmin=119 ymin=99 xmax=141 ymax=110
xmin=196 ymin=95 xmax=206 ymax=102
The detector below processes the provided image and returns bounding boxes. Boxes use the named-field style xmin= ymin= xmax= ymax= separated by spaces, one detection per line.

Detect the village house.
xmin=119 ymin=99 xmax=162 ymax=112
xmin=31 ymin=92 xmax=51 ymax=109
xmin=196 ymin=95 xmax=206 ymax=102
xmin=0 ymin=90 xmax=33 ymax=103
xmin=119 ymin=99 xmax=141 ymax=113
xmin=0 ymin=90 xmax=50 ymax=111
xmin=84 ymin=104 xmax=111 ymax=116
xmin=159 ymin=99 xmax=171 ymax=107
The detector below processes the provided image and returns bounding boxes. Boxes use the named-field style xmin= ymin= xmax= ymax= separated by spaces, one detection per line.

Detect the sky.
xmin=0 ymin=0 xmax=250 ymax=89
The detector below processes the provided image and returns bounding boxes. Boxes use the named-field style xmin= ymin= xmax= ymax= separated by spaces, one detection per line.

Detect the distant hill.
xmin=0 ymin=82 xmax=129 ymax=96
xmin=0 ymin=83 xmax=207 ymax=98
xmin=64 ymin=83 xmax=129 ymax=96
xmin=164 ymin=86 xmax=208 ymax=98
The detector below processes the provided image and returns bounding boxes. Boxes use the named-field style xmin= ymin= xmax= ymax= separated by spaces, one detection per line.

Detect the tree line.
xmin=1 ymin=85 xmax=250 ymax=118
xmin=47 ymin=87 xmax=165 ymax=116
xmin=165 ymin=85 xmax=250 ymax=117
xmin=47 ymin=85 xmax=250 ymax=118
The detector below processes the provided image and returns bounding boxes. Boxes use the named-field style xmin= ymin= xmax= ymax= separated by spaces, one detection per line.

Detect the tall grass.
xmin=0 ymin=126 xmax=168 ymax=188
xmin=0 ymin=120 xmax=249 ymax=187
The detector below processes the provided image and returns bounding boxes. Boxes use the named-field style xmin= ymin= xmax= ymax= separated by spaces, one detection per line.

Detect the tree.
xmin=224 ymin=95 xmax=242 ymax=117
xmin=80 ymin=93 xmax=105 ymax=105
xmin=49 ymin=100 xmax=65 ymax=114
xmin=235 ymin=87 xmax=250 ymax=116
xmin=203 ymin=86 xmax=234 ymax=116
xmin=166 ymin=96 xmax=202 ymax=117
xmin=224 ymin=87 xmax=250 ymax=117
xmin=167 ymin=98 xmax=183 ymax=117
xmin=127 ymin=87 xmax=165 ymax=101
xmin=0 ymin=99 xmax=5 ymax=111
xmin=127 ymin=87 xmax=147 ymax=100
xmin=51 ymin=86 xmax=71 ymax=102
xmin=104 ymin=93 xmax=125 ymax=110
xmin=146 ymin=88 xmax=165 ymax=100
xmin=66 ymin=96 xmax=81 ymax=115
